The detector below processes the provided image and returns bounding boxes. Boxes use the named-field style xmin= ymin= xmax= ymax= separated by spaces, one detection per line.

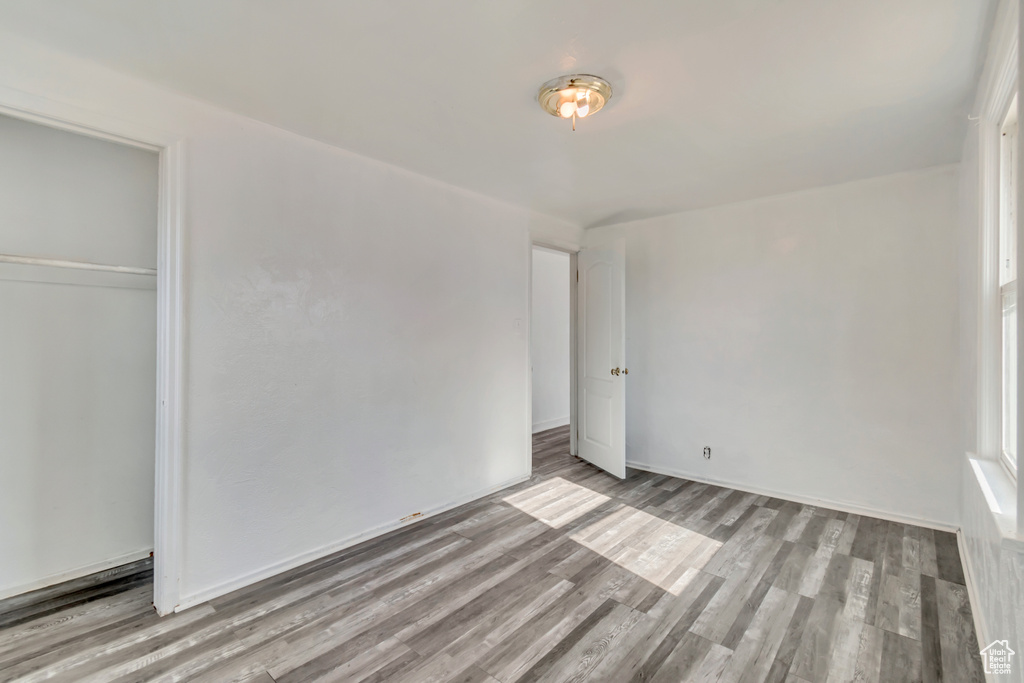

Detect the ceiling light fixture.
xmin=538 ymin=74 xmax=612 ymax=131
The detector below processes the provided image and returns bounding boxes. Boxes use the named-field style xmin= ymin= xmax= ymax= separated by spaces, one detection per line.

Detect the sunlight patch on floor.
xmin=503 ymin=477 xmax=611 ymax=528
xmin=504 ymin=477 xmax=722 ymax=594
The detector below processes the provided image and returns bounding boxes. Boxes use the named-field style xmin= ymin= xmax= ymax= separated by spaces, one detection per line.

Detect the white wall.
xmin=531 ymin=247 xmax=570 ymax=433
xmin=183 ymin=124 xmax=543 ymax=603
xmin=588 ymin=166 xmax=962 ymax=528
xmin=0 ymin=30 xmax=578 ymax=608
xmin=0 ymin=113 xmax=158 ymax=598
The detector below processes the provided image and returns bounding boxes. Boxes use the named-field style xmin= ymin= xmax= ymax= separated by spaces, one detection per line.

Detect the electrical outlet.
xmin=703 ymin=447 xmax=711 ymax=460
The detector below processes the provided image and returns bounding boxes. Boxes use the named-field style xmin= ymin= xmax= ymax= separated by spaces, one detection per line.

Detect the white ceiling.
xmin=0 ymin=0 xmax=995 ymax=228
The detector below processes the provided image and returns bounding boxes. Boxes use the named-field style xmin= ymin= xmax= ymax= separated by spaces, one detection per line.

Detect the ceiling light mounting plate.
xmin=538 ymin=74 xmax=612 ymax=126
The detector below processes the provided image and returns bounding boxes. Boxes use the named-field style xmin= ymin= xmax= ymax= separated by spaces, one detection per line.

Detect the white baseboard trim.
xmin=175 ymin=472 xmax=532 ymax=612
xmin=0 ymin=547 xmax=153 ymax=601
xmin=956 ymin=529 xmax=991 ymax=659
xmin=626 ymin=461 xmax=957 ymax=533
xmin=532 ymin=417 xmax=570 ymax=434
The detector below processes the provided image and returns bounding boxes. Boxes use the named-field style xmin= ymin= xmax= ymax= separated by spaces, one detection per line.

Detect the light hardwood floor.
xmin=0 ymin=425 xmax=985 ymax=682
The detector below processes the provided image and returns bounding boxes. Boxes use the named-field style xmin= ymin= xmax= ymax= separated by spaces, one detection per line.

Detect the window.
xmin=999 ymin=94 xmax=1018 ymax=476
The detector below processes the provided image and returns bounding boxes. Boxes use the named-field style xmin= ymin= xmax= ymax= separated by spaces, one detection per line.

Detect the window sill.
xmin=967 ymin=454 xmax=1024 ymax=553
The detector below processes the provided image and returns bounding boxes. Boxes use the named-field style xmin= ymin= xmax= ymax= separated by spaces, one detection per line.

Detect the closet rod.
xmin=0 ymin=253 xmax=156 ymax=276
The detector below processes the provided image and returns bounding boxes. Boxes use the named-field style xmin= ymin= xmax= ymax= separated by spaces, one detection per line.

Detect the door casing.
xmin=0 ymin=91 xmax=187 ymax=616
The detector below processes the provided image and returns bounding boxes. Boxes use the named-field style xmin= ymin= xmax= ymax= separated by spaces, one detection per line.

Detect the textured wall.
xmin=181 ymin=119 xmax=543 ymax=602
xmin=588 ymin=167 xmax=962 ymax=527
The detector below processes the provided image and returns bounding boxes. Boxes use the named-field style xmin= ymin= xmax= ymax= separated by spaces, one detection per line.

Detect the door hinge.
xmin=576 ymin=270 xmax=579 ymax=282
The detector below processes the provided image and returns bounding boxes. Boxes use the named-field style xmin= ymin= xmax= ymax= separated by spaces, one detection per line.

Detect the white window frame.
xmin=975 ymin=0 xmax=1020 ymax=493
xmin=1000 ymin=97 xmax=1019 ymax=477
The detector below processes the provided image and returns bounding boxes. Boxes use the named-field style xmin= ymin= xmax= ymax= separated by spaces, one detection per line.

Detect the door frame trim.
xmin=0 ymin=89 xmax=187 ymax=616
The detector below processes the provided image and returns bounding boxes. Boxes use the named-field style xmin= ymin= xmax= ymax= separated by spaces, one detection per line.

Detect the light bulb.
xmin=576 ymin=97 xmax=590 ymax=118
xmin=559 ymin=100 xmax=576 ymax=118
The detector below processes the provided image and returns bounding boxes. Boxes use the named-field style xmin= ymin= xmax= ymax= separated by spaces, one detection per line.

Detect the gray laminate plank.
xmin=775 ymin=543 xmax=815 ymax=594
xmin=764 ymin=594 xmax=815 ymax=683
xmin=862 ymin=548 xmax=886 ymax=627
xmin=918 ymin=528 xmax=940 ymax=578
xmin=790 ymin=595 xmax=843 ymax=682
xmin=711 ymin=504 xmax=760 ymax=542
xmin=817 ymin=552 xmax=854 ymax=606
xmin=835 ymin=515 xmax=860 ymax=556
xmin=531 ymin=600 xmax=647 ymax=683
xmin=690 ymin=643 xmax=733 ymax=682
xmin=306 ymin=638 xmax=412 ymax=683
xmin=934 ymin=578 xmax=985 ymax=683
xmin=723 ymin=586 xmax=802 ymax=683
xmin=440 ymin=576 xmax=576 ymax=663
xmin=690 ymin=534 xmax=785 ymax=644
xmin=799 ymin=524 xmax=848 ymax=598
xmin=721 ymin=540 xmax=794 ymax=649
xmin=475 ymin=564 xmax=640 ymax=682
xmin=798 ymin=514 xmax=829 ymax=549
xmin=702 ymin=507 xmax=779 ymax=578
xmin=851 ymin=623 xmax=885 ymax=683
xmin=450 ymin=664 xmax=501 ymax=683
xmin=489 ymin=597 xmax=619 ymax=682
xmin=932 ymin=531 xmax=966 ymax=585
xmin=882 ymin=523 xmax=906 ymax=576
xmin=903 ymin=525 xmax=922 ymax=572
xmin=782 ymin=507 xmax=816 ymax=543
xmin=239 ymin=672 xmax=276 ymax=683
xmin=402 ymin=561 xmax=567 ymax=656
xmin=919 ymin=574 xmax=943 ymax=683
xmin=593 ymin=570 xmax=718 ymax=681
xmin=765 ymin=502 xmax=800 ymax=538
xmin=850 ymin=517 xmax=886 ymax=563
xmin=620 ymin=573 xmax=725 ymax=683
xmin=879 ymin=629 xmax=923 ymax=683
xmin=647 ymin=631 xmax=715 ymax=683
xmin=823 ymin=615 xmax=865 ymax=683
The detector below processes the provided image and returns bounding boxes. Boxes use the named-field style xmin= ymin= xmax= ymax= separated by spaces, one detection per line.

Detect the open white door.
xmin=577 ymin=239 xmax=626 ymax=478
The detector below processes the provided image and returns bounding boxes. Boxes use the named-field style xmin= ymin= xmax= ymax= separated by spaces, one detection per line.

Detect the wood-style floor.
xmin=0 ymin=426 xmax=985 ymax=682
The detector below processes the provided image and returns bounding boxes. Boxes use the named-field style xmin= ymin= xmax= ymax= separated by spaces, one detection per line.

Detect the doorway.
xmin=0 ymin=113 xmax=160 ymax=605
xmin=530 ymin=244 xmax=578 ymax=459
xmin=530 ymin=238 xmax=627 ymax=479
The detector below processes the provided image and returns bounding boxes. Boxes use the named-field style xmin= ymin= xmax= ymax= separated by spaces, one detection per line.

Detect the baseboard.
xmin=956 ymin=529 xmax=991 ymax=658
xmin=0 ymin=547 xmax=153 ymax=601
xmin=175 ymin=472 xmax=532 ymax=612
xmin=626 ymin=461 xmax=957 ymax=533
xmin=532 ymin=417 xmax=570 ymax=434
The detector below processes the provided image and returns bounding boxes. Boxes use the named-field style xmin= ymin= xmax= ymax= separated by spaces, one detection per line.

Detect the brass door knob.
xmin=611 ymin=367 xmax=620 ymax=376
xmin=623 ymin=368 xmax=628 ymax=375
